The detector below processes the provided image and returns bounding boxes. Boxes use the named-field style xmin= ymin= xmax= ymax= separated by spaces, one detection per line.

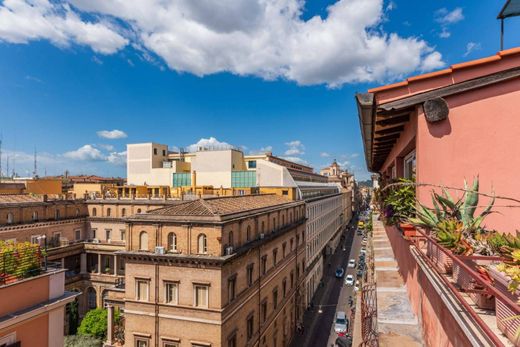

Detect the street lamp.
xmin=318 ymin=305 xmax=323 ymax=314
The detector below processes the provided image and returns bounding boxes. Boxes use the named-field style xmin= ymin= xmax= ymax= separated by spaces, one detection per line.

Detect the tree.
xmin=64 ymin=335 xmax=103 ymax=347
xmin=77 ymin=308 xmax=120 ymax=340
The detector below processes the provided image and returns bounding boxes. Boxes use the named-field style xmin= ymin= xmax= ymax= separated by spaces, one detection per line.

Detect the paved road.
xmin=289 ymin=214 xmax=361 ymax=347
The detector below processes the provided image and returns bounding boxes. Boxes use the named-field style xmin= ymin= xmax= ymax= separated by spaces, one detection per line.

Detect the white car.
xmin=348 ymin=259 xmax=356 ymax=268
xmin=344 ymin=274 xmax=354 ymax=286
xmin=334 ymin=311 xmax=348 ymax=335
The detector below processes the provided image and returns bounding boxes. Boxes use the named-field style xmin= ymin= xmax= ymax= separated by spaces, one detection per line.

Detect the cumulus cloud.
xmin=435 ymin=7 xmax=464 ymax=25
xmin=280 ymin=156 xmax=309 ymax=166
xmin=464 ymin=42 xmax=481 ymax=57
xmin=0 ymin=0 xmax=445 ymax=87
xmin=0 ymin=0 xmax=128 ymax=54
xmin=186 ymin=137 xmax=235 ymax=152
xmin=107 ymin=151 xmax=127 ymax=166
xmin=320 ymin=152 xmax=330 ymax=158
xmin=97 ymin=129 xmax=127 ymax=139
xmin=63 ymin=144 xmax=105 ymax=161
xmin=284 ymin=140 xmax=305 ymax=156
xmin=249 ymin=146 xmax=273 ymax=155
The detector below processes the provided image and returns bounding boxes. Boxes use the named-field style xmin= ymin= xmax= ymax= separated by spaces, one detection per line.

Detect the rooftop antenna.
xmin=498 ymin=0 xmax=520 ymax=50
xmin=33 ymin=146 xmax=37 ymax=178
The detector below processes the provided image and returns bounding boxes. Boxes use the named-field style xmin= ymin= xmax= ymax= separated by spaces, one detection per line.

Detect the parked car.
xmin=357 ymin=269 xmax=364 ymax=278
xmin=348 ymin=259 xmax=356 ymax=268
xmin=335 ymin=267 xmax=345 ymax=278
xmin=360 ymin=248 xmax=366 ymax=254
xmin=335 ymin=336 xmax=353 ymax=347
xmin=344 ymin=274 xmax=354 ymax=286
xmin=334 ymin=311 xmax=348 ymax=335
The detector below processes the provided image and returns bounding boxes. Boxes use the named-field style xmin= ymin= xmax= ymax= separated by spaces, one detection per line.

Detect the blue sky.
xmin=0 ymin=0 xmax=519 ymax=180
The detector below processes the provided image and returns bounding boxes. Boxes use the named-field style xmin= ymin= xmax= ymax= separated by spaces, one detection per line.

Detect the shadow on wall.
xmin=427 ymin=116 xmax=452 ymax=139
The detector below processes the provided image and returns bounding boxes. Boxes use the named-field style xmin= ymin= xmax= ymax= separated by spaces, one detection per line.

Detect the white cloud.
xmin=464 ymin=42 xmax=481 ymax=57
xmin=435 ymin=7 xmax=464 ymax=25
xmin=63 ymin=144 xmax=105 ymax=161
xmin=284 ymin=140 xmax=305 ymax=156
xmin=0 ymin=0 xmax=445 ymax=87
xmin=419 ymin=51 xmax=444 ymax=72
xmin=106 ymin=151 xmax=127 ymax=166
xmin=92 ymin=56 xmax=103 ymax=65
xmin=320 ymin=152 xmax=330 ymax=157
xmin=98 ymin=144 xmax=115 ymax=151
xmin=0 ymin=0 xmax=128 ymax=54
xmin=350 ymin=153 xmax=359 ymax=158
xmin=249 ymin=146 xmax=273 ymax=155
xmin=439 ymin=27 xmax=451 ymax=39
xmin=97 ymin=129 xmax=127 ymax=139
xmin=186 ymin=137 xmax=234 ymax=152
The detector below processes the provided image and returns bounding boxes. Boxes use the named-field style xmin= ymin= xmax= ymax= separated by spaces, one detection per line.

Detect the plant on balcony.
xmin=0 ymin=241 xmax=43 ymax=283
xmin=378 ymin=178 xmax=416 ymax=226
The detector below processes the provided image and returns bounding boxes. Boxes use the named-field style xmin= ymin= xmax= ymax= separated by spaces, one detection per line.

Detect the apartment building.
xmin=120 ymin=194 xmax=306 ymax=347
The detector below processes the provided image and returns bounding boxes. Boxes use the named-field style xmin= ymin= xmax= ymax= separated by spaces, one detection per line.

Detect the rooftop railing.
xmin=0 ymin=242 xmax=44 ymax=286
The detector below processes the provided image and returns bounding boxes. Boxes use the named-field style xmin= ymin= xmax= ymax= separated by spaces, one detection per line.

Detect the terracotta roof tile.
xmin=149 ymin=195 xmax=294 ymax=217
xmin=0 ymin=194 xmax=41 ymax=204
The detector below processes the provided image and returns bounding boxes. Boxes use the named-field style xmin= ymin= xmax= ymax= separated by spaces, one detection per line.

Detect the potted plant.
xmin=379 ymin=178 xmax=417 ymax=235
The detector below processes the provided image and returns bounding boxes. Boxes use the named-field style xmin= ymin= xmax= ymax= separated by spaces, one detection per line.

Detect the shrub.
xmin=78 ymin=308 xmax=120 ymax=340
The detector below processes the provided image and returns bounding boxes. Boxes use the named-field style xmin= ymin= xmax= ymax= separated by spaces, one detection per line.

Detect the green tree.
xmin=64 ymin=335 xmax=103 ymax=347
xmin=78 ymin=308 xmax=120 ymax=340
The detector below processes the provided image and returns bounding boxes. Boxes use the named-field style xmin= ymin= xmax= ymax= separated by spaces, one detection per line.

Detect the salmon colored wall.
xmin=385 ymin=225 xmax=471 ymax=347
xmin=0 ymin=275 xmax=49 ymax=316
xmin=381 ymin=113 xmax=417 ymax=174
xmin=0 ymin=314 xmax=49 ymax=347
xmin=416 ymin=78 xmax=520 ymax=233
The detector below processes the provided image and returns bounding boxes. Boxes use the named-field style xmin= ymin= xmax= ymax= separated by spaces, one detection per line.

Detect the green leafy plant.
xmin=380 ymin=178 xmax=416 ymax=225
xmin=78 ymin=308 xmax=120 ymax=340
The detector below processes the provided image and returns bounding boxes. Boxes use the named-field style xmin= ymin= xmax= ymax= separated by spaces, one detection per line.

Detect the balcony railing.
xmin=0 ymin=242 xmax=43 ymax=286
xmin=405 ymin=226 xmax=520 ymax=346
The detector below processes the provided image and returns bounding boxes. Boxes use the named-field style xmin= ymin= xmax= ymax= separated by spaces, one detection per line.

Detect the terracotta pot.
xmin=427 ymin=241 xmax=453 ymax=274
xmin=488 ymin=266 xmax=520 ymax=345
xmin=453 ymin=259 xmax=495 ymax=310
xmin=399 ymin=223 xmax=417 ymax=237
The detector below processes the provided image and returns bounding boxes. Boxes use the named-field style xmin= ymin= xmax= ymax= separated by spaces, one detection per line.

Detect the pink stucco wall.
xmin=416 ymin=78 xmax=520 ymax=233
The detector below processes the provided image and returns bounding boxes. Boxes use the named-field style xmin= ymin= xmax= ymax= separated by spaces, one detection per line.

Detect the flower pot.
xmin=399 ymin=223 xmax=417 ymax=237
xmin=427 ymin=241 xmax=453 ymax=274
xmin=453 ymin=259 xmax=495 ymax=310
xmin=488 ymin=266 xmax=520 ymax=345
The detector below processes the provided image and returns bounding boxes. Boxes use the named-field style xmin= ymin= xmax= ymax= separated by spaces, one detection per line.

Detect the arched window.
xmin=198 ymin=234 xmax=207 ymax=254
xmin=92 ymin=208 xmax=97 ymax=217
xmin=228 ymin=230 xmax=234 ymax=246
xmin=6 ymin=212 xmax=14 ymax=224
xmin=139 ymin=231 xmax=148 ymax=251
xmin=87 ymin=287 xmax=97 ymax=309
xmin=106 ymin=208 xmax=111 ymax=217
xmin=32 ymin=211 xmax=38 ymax=222
xmin=121 ymin=208 xmax=126 ymax=217
xmin=137 ymin=208 xmax=142 ymax=214
xmin=55 ymin=209 xmax=60 ymax=220
xmin=246 ymin=226 xmax=251 ymax=242
xmin=168 ymin=232 xmax=177 ymax=252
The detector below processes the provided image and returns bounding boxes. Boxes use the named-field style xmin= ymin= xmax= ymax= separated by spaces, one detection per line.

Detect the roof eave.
xmin=355 ymin=92 xmax=376 ymax=172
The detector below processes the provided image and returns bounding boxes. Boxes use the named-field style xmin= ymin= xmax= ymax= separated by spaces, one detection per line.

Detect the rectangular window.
xmin=231 ymin=171 xmax=256 ymax=188
xmin=106 ymin=229 xmax=111 ymax=241
xmin=92 ymin=229 xmax=97 ymax=239
xmin=247 ymin=160 xmax=257 ymax=169
xmin=273 ymin=248 xmax=278 ymax=266
xmin=283 ymin=279 xmax=287 ymax=298
xmin=247 ymin=264 xmax=254 ymax=287
xmin=273 ymin=288 xmax=278 ymax=310
xmin=194 ymin=285 xmax=209 ymax=308
xmin=120 ymin=229 xmax=126 ymax=241
xmin=136 ymin=338 xmax=149 ymax=347
xmin=136 ymin=279 xmax=149 ymax=301
xmin=163 ymin=343 xmax=179 ymax=347
xmin=247 ymin=314 xmax=254 ymax=340
xmin=75 ymin=229 xmax=81 ymax=240
xmin=261 ymin=255 xmax=267 ymax=275
xmin=162 ymin=149 xmax=166 ymax=156
xmin=165 ymin=282 xmax=178 ymax=305
xmin=227 ymin=334 xmax=236 ymax=347
xmin=404 ymin=150 xmax=416 ymax=179
xmin=172 ymin=173 xmax=191 ymax=187
xmin=154 ymin=148 xmax=158 ymax=155
xmin=282 ymin=190 xmax=288 ymax=196
xmin=30 ymin=235 xmax=39 ymax=244
xmin=282 ymin=242 xmax=286 ymax=258
xmin=228 ymin=276 xmax=236 ymax=302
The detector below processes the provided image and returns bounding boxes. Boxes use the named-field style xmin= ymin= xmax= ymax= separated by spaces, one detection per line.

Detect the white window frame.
xmin=164 ymin=281 xmax=179 ymax=305
xmin=193 ymin=284 xmax=209 ymax=308
xmin=136 ymin=279 xmax=150 ymax=301
xmin=404 ymin=150 xmax=416 ymax=179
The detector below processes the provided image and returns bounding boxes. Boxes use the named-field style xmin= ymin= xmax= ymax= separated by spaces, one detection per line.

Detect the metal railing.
xmin=0 ymin=243 xmax=43 ymax=285
xmin=360 ymin=282 xmax=379 ymax=347
xmin=408 ymin=227 xmax=520 ymax=347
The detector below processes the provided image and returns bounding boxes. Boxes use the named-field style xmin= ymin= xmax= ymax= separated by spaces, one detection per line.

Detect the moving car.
xmin=348 ymin=259 xmax=356 ymax=268
xmin=344 ymin=274 xmax=354 ymax=286
xmin=335 ymin=267 xmax=345 ymax=278
xmin=334 ymin=311 xmax=348 ymax=335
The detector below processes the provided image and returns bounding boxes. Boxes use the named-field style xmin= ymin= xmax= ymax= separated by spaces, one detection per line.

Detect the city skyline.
xmin=1 ymin=0 xmax=519 ymax=180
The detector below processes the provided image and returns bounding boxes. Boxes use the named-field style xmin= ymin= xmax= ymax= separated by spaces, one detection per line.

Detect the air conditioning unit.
xmin=225 ymin=246 xmax=234 ymax=255
xmin=92 ymin=239 xmax=100 ymax=243
xmin=155 ymin=246 xmax=165 ymax=255
xmin=259 ymin=233 xmax=265 ymax=239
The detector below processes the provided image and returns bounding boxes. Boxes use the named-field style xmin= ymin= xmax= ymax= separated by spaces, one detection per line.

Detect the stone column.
xmin=80 ymin=253 xmax=87 ymax=274
xmin=113 ymin=255 xmax=118 ymax=276
xmin=106 ymin=305 xmax=114 ymax=346
xmin=97 ymin=253 xmax=102 ymax=273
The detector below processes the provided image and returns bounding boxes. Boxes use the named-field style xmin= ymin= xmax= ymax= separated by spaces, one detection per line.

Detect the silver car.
xmin=334 ymin=311 xmax=348 ymax=335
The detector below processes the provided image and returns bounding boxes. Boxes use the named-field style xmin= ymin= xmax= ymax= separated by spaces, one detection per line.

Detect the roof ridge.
xmin=199 ymin=198 xmax=218 ymax=215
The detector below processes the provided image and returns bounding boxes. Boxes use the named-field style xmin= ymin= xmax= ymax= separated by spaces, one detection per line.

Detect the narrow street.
xmin=290 ymin=213 xmax=362 ymax=347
